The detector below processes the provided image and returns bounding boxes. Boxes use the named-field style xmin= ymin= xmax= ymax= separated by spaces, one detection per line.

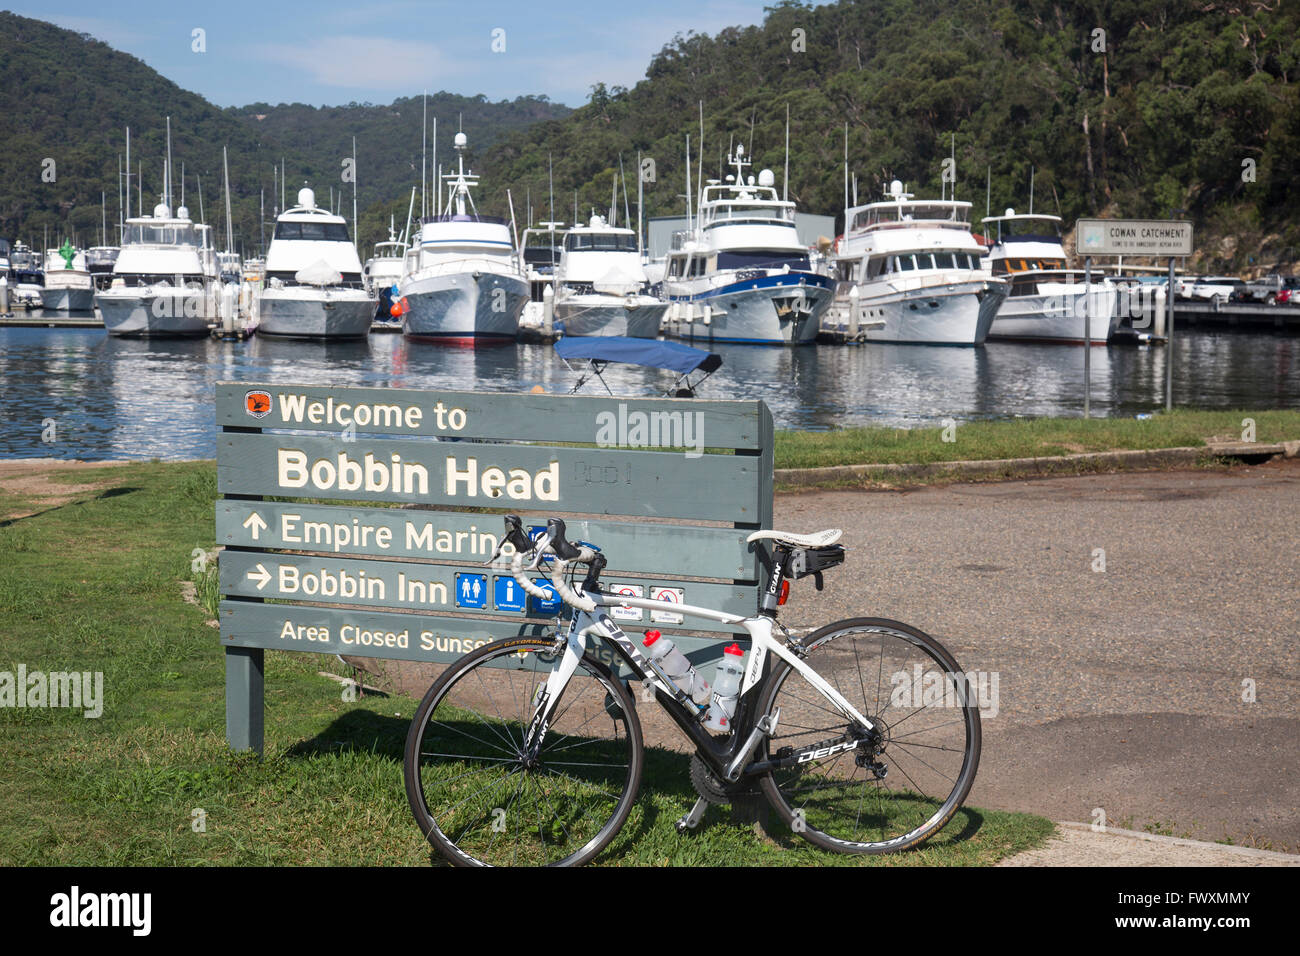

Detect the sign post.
xmin=216 ymin=383 xmax=774 ymax=755
xmin=1075 ymin=219 xmax=1193 ymax=413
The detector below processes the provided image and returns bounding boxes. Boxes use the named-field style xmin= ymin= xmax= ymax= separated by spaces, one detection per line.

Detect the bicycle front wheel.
xmin=404 ymin=637 xmax=643 ymax=866
xmin=757 ymin=618 xmax=981 ymax=854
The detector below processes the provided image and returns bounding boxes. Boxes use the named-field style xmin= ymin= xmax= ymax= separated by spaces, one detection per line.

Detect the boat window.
xmin=716 ymin=251 xmax=810 ymax=271
xmin=274 ymin=221 xmax=352 ymax=242
xmin=934 ymin=252 xmax=955 ymax=269
xmin=914 ymin=253 xmax=935 ymax=270
xmin=896 ymin=254 xmax=917 ymax=271
xmin=564 ymin=233 xmax=638 ymax=253
xmin=668 ymin=256 xmax=684 ymax=278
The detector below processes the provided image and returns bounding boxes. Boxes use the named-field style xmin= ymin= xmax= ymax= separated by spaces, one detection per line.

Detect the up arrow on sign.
xmin=246 ymin=563 xmax=272 ymax=590
xmin=242 ymin=512 xmax=268 ymax=540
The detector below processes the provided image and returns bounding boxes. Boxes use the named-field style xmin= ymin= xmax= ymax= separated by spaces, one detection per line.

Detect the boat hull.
xmin=663 ymin=273 xmax=832 ymax=346
xmin=857 ymin=280 xmax=1005 ymax=346
xmin=257 ymin=287 xmax=376 ymax=339
xmin=988 ymin=284 xmax=1118 ymax=344
xmin=96 ymin=287 xmax=214 ymax=336
xmin=554 ymin=296 xmax=666 ymax=338
xmin=401 ymin=271 xmax=527 ymax=344
xmin=40 ymin=285 xmax=95 ymax=312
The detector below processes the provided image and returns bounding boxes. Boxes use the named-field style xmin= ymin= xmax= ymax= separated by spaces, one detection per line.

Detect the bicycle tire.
xmin=757 ymin=617 xmax=981 ymax=854
xmin=404 ymin=636 xmax=643 ymax=866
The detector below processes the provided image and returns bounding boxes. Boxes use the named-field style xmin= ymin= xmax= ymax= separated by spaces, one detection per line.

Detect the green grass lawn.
xmin=774 ymin=408 xmax=1300 ymax=469
xmin=0 ymin=461 xmax=1053 ymax=866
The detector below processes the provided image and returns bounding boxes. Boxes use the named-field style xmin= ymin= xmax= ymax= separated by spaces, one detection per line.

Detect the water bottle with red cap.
xmin=703 ymin=643 xmax=746 ymax=732
xmin=641 ymin=629 xmax=711 ymax=705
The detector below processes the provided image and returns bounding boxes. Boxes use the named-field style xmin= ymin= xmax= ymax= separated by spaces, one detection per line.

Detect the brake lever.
xmin=527 ymin=533 xmax=552 ymax=571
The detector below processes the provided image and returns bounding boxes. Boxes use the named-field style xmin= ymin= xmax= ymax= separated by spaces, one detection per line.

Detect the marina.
xmin=1 ymin=323 xmax=1295 ymax=461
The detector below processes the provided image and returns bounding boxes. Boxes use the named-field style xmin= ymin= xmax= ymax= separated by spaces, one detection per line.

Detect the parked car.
xmin=1228 ymin=280 xmax=1253 ymax=303
xmin=1246 ymin=273 xmax=1285 ymax=302
xmin=1276 ymin=276 xmax=1300 ymax=306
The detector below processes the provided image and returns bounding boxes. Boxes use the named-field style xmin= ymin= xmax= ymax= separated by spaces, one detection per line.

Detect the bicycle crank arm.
xmin=723 ymin=707 xmax=779 ymax=782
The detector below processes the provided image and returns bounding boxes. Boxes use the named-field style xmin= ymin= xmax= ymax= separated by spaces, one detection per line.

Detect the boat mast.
xmin=635 ymin=150 xmax=642 ymax=257
xmin=165 ymin=117 xmax=173 ymax=211
xmin=352 ymin=136 xmax=358 ymax=252
xmin=685 ymin=134 xmax=692 ymax=234
xmin=223 ymin=146 xmax=234 ymax=254
xmin=783 ymin=102 xmax=790 ymax=202
xmin=124 ymin=127 xmax=130 ymax=222
xmin=421 ymin=92 xmax=427 ymax=219
xmin=620 ymin=154 xmax=631 ymax=231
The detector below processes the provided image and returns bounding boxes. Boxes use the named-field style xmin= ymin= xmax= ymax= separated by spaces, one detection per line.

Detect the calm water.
xmin=1 ymin=324 xmax=1297 ymax=460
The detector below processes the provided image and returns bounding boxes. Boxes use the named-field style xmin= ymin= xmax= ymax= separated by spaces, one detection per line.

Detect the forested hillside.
xmin=0 ymin=12 xmax=568 ymax=255
xmin=478 ymin=0 xmax=1300 ymax=270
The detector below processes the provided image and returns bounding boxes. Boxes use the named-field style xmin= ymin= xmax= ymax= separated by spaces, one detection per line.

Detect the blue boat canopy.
xmin=553 ymin=337 xmax=723 ymax=375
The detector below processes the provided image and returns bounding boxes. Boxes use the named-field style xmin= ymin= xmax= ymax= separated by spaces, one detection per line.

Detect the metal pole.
xmin=1166 ymin=257 xmax=1175 ymax=411
xmin=1083 ymin=256 xmax=1091 ymax=418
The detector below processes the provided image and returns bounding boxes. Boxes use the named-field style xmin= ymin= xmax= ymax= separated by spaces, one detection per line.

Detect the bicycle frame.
xmin=521 ymin=586 xmax=878 ymax=781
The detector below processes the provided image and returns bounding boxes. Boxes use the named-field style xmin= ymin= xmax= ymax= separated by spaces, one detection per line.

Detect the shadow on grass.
xmin=0 ymin=485 xmax=142 ymax=527
xmin=285 ymin=709 xmax=408 ymax=761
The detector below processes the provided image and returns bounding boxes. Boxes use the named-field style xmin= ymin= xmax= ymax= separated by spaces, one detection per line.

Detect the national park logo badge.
xmin=244 ymin=389 xmax=272 ymax=419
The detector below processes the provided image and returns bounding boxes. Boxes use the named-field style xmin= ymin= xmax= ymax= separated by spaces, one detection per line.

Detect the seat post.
xmin=758 ymin=543 xmax=792 ymax=617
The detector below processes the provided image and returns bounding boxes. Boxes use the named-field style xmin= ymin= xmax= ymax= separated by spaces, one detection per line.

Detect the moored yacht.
xmin=256 ymin=187 xmax=376 ymax=339
xmin=363 ymin=220 xmax=407 ymax=329
xmin=399 ymin=132 xmax=528 ymax=345
xmin=40 ymin=242 xmax=95 ymax=311
xmin=662 ymin=145 xmax=832 ymax=346
xmin=833 ymin=181 xmax=1006 ymax=345
xmin=85 ymin=246 xmax=120 ymax=291
xmin=9 ymin=241 xmax=44 ymax=307
xmin=554 ymin=215 xmax=665 ymax=338
xmin=95 ymin=202 xmax=219 ymax=336
xmin=517 ymin=221 xmax=565 ymax=335
xmin=981 ymin=210 xmax=1117 ymax=344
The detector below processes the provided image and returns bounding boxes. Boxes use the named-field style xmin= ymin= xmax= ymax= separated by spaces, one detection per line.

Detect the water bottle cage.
xmin=788 ymin=545 xmax=845 ymax=591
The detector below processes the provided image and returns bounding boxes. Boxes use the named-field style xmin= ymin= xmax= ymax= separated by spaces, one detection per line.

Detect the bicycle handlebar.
xmin=485 ymin=515 xmax=600 ymax=613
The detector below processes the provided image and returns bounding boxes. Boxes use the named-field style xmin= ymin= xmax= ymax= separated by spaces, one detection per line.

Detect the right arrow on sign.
xmin=246 ymin=563 xmax=272 ymax=590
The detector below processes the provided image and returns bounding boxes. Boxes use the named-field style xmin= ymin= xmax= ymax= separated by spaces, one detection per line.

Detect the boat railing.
xmin=406 ymin=252 xmax=522 ymax=279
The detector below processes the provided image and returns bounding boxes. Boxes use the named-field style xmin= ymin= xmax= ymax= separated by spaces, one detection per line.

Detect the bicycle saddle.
xmin=746 ymin=528 xmax=842 ymax=548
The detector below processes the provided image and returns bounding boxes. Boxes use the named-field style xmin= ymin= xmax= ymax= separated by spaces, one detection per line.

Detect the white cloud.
xmin=249 ymin=36 xmax=452 ymax=91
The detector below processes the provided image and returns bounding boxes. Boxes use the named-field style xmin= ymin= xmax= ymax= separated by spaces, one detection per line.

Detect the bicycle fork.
xmin=522 ymin=622 xmax=587 ymax=759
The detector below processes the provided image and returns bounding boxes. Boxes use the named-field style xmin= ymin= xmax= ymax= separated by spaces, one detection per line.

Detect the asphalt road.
xmin=773 ymin=459 xmax=1300 ymax=851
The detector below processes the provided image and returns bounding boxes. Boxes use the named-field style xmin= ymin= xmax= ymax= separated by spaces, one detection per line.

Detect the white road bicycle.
xmin=403 ymin=516 xmax=981 ymax=866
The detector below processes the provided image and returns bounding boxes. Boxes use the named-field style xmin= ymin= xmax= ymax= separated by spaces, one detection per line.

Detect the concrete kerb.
xmin=775 ymin=442 xmax=1300 ymax=489
xmin=998 ymin=822 xmax=1300 ymax=866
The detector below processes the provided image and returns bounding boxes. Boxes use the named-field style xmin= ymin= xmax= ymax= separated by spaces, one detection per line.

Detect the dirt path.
xmin=0 ymin=458 xmax=132 ymax=521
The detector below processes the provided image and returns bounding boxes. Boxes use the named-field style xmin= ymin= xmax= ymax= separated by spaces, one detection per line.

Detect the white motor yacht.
xmin=95 ymin=203 xmax=219 ymax=336
xmin=399 ymin=132 xmax=528 ymax=345
xmin=661 ymin=145 xmax=832 ymax=346
xmin=554 ymin=215 xmax=665 ymax=338
xmin=256 ymin=187 xmax=376 ymax=339
xmin=40 ymin=243 xmax=95 ymax=311
xmin=981 ymin=210 xmax=1117 ymax=344
xmin=9 ymin=241 xmax=45 ymax=307
xmin=85 ymin=246 xmax=120 ymax=291
xmin=833 ymin=181 xmax=1006 ymax=345
xmin=363 ymin=220 xmax=407 ymax=329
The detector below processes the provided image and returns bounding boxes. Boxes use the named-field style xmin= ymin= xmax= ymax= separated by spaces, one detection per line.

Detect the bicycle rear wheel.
xmin=404 ymin=636 xmax=643 ymax=866
xmin=757 ymin=618 xmax=981 ymax=854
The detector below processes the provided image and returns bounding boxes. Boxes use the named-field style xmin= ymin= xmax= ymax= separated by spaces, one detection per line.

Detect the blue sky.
xmin=16 ymin=0 xmax=775 ymax=108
